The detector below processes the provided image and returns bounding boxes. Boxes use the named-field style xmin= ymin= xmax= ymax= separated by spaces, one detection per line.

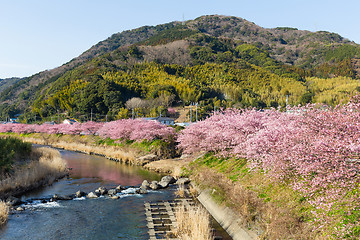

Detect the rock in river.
xmin=115 ymin=185 xmax=126 ymax=192
xmin=52 ymin=194 xmax=74 ymax=201
xmin=149 ymin=181 xmax=160 ymax=190
xmin=87 ymin=192 xmax=100 ymax=198
xmin=136 ymin=188 xmax=148 ymax=194
xmin=95 ymin=187 xmax=108 ymax=195
xmin=158 ymin=175 xmax=176 ymax=188
xmin=141 ymin=180 xmax=150 ymax=190
xmin=75 ymin=190 xmax=86 ymax=198
xmin=107 ymin=189 xmax=117 ymax=196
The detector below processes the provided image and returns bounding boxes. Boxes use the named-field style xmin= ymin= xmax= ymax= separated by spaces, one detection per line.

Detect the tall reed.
xmin=173 ymin=204 xmax=213 ymax=240
xmin=0 ymin=201 xmax=9 ymax=225
xmin=22 ymin=136 xmax=137 ymax=164
xmin=0 ymin=147 xmax=67 ymax=195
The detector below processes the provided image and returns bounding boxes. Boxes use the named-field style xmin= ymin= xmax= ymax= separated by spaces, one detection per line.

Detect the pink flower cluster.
xmin=97 ymin=119 xmax=174 ymax=141
xmin=0 ymin=119 xmax=174 ymax=142
xmin=178 ymin=102 xmax=360 ymax=237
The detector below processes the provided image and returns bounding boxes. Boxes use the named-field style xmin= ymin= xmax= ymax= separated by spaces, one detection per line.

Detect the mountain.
xmin=0 ymin=77 xmax=21 ymax=94
xmin=1 ymin=15 xmax=360 ymax=122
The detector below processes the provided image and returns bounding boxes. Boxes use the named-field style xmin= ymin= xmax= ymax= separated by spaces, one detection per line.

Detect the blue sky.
xmin=0 ymin=0 xmax=359 ymax=78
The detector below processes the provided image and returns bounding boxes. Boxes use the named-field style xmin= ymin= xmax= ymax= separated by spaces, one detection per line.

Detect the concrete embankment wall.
xmin=197 ymin=189 xmax=258 ymax=240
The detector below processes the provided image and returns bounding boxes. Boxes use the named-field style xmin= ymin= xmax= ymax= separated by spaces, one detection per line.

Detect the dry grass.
xmin=175 ymin=184 xmax=186 ymax=198
xmin=172 ymin=165 xmax=183 ymax=178
xmin=0 ymin=147 xmax=67 ymax=196
xmin=53 ymin=141 xmax=136 ymax=163
xmin=194 ymin=168 xmax=314 ymax=240
xmin=189 ymin=185 xmax=198 ymax=198
xmin=173 ymin=204 xmax=213 ymax=240
xmin=19 ymin=134 xmax=138 ymax=165
xmin=0 ymin=201 xmax=9 ymax=226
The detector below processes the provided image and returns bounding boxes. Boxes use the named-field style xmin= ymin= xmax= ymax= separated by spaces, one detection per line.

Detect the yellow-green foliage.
xmin=33 ymin=79 xmax=87 ymax=116
xmin=306 ymin=76 xmax=360 ymax=105
xmin=101 ymin=61 xmax=308 ymax=107
xmin=30 ymin=60 xmax=360 ymax=120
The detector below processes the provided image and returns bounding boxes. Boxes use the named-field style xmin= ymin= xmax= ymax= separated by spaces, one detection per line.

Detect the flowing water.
xmin=0 ymin=149 xmax=175 ymax=240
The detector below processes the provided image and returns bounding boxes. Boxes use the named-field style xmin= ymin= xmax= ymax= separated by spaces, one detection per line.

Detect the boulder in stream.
xmin=87 ymin=192 xmax=100 ymax=198
xmin=115 ymin=185 xmax=126 ymax=192
xmin=75 ymin=190 xmax=86 ymax=198
xmin=141 ymin=180 xmax=150 ymax=190
xmin=149 ymin=181 xmax=160 ymax=190
xmin=107 ymin=189 xmax=117 ymax=196
xmin=95 ymin=187 xmax=108 ymax=195
xmin=136 ymin=188 xmax=148 ymax=194
xmin=158 ymin=175 xmax=176 ymax=188
xmin=16 ymin=207 xmax=24 ymax=211
xmin=52 ymin=194 xmax=74 ymax=201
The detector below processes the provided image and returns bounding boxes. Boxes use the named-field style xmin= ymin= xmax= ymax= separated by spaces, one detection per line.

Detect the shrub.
xmin=0 ymin=137 xmax=31 ymax=172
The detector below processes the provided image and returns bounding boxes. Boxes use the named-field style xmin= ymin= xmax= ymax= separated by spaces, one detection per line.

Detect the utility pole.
xmin=57 ymin=111 xmax=60 ymax=124
xmin=189 ymin=104 xmax=192 ymax=122
xmin=195 ymin=102 xmax=198 ymax=122
xmin=90 ymin=108 xmax=93 ymax=122
xmin=286 ymin=95 xmax=289 ymax=106
xmin=106 ymin=115 xmax=108 ymax=122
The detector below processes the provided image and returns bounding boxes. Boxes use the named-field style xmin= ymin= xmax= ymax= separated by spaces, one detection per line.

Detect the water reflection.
xmin=0 ymin=149 xmax=172 ymax=240
xmin=61 ymin=150 xmax=161 ymax=186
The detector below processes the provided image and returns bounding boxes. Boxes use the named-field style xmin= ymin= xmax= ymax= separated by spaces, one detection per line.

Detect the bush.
xmin=0 ymin=137 xmax=32 ymax=172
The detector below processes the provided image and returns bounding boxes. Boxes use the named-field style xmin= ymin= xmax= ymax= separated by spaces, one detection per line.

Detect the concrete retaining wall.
xmin=197 ymin=189 xmax=258 ymax=240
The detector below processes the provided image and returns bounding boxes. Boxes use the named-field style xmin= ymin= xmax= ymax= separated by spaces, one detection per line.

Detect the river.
xmin=0 ymin=148 xmax=175 ymax=240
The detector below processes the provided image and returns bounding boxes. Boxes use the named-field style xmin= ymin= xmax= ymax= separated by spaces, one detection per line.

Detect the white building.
xmin=144 ymin=117 xmax=175 ymax=125
xmin=63 ymin=119 xmax=77 ymax=125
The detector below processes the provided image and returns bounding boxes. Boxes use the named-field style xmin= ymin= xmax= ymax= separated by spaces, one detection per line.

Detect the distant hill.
xmin=0 ymin=77 xmax=21 ymax=94
xmin=1 ymin=15 xmax=360 ymax=122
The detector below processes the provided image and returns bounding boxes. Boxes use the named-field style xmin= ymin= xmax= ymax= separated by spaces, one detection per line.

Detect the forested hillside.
xmin=1 ymin=15 xmax=360 ymax=122
xmin=0 ymin=78 xmax=20 ymax=94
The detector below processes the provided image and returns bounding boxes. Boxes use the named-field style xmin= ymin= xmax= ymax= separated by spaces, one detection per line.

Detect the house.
xmin=175 ymin=122 xmax=191 ymax=127
xmin=63 ymin=119 xmax=77 ymax=125
xmin=144 ymin=117 xmax=175 ymax=125
xmin=9 ymin=118 xmax=18 ymax=123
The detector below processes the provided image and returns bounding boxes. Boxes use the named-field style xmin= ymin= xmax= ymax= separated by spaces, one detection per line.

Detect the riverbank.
xmin=0 ymin=133 xmax=313 ymax=239
xmin=146 ymin=153 xmax=317 ymax=239
xmin=0 ymin=149 xmax=177 ymax=240
xmin=0 ymin=147 xmax=67 ymax=199
xmin=0 ymin=138 xmax=68 ymax=226
xmin=0 ymin=132 xmax=176 ymax=166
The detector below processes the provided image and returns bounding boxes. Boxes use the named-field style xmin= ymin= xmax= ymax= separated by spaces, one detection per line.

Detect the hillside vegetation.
xmin=0 ymin=78 xmax=21 ymax=94
xmin=1 ymin=15 xmax=360 ymax=122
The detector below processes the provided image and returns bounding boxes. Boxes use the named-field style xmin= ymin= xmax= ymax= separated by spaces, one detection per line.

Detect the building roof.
xmin=148 ymin=117 xmax=174 ymax=121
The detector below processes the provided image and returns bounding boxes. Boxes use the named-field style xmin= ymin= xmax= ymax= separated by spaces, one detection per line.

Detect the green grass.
xmin=209 ymin=186 xmax=227 ymax=204
xmin=194 ymin=153 xmax=249 ymax=181
xmin=190 ymin=153 xmax=316 ymax=238
xmin=191 ymin=153 xmax=360 ymax=238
